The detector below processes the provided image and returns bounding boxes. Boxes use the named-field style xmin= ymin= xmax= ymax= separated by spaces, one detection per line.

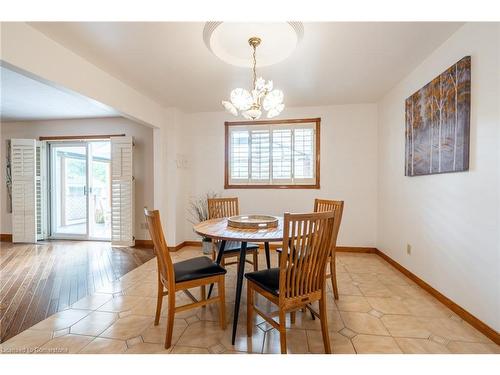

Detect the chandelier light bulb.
xmin=222 ymin=37 xmax=284 ymax=120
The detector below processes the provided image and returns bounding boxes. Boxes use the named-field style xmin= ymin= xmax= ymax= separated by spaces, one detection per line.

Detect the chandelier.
xmin=222 ymin=37 xmax=284 ymax=120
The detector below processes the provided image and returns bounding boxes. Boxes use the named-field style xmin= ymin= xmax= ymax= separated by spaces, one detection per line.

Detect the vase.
xmin=201 ymin=238 xmax=212 ymax=255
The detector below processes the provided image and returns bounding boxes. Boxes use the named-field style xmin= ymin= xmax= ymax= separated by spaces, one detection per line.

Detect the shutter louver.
xmin=36 ymin=141 xmax=48 ymax=240
xmin=272 ymin=128 xmax=292 ymax=182
xmin=11 ymin=139 xmax=37 ymax=243
xmin=250 ymin=128 xmax=270 ymax=181
xmin=230 ymin=130 xmax=249 ymax=182
xmin=293 ymin=128 xmax=315 ymax=180
xmin=111 ymin=136 xmax=134 ymax=247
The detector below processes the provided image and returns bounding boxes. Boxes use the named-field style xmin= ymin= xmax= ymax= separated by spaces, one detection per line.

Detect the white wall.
xmin=0 ymin=117 xmax=154 ymax=240
xmin=377 ymin=23 xmax=500 ymax=331
xmin=180 ymin=104 xmax=378 ymax=247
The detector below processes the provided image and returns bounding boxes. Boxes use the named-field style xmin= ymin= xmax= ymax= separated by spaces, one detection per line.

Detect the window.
xmin=225 ymin=118 xmax=320 ymax=189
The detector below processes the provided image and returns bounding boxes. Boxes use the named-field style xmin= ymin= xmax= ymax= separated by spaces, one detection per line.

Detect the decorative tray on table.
xmin=227 ymin=215 xmax=279 ymax=229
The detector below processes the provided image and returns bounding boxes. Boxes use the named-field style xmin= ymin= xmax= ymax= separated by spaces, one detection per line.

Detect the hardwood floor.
xmin=0 ymin=240 xmax=154 ymax=343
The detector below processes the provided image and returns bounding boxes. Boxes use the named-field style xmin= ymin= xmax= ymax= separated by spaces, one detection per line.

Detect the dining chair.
xmin=207 ymin=197 xmax=261 ymax=271
xmin=245 ymin=211 xmax=340 ymax=354
xmin=144 ymin=208 xmax=227 ymax=349
xmin=277 ymin=199 xmax=344 ymax=299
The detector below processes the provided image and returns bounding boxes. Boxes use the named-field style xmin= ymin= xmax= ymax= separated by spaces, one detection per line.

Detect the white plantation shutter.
xmin=250 ymin=128 xmax=270 ymax=181
xmin=35 ymin=141 xmax=48 ymax=240
xmin=230 ymin=130 xmax=249 ymax=181
xmin=11 ymin=139 xmax=37 ymax=243
xmin=272 ymin=128 xmax=292 ymax=183
xmin=293 ymin=127 xmax=315 ymax=182
xmin=111 ymin=136 xmax=134 ymax=247
xmin=228 ymin=122 xmax=317 ymax=186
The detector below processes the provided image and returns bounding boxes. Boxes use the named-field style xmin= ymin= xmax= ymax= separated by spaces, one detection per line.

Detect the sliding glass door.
xmin=50 ymin=143 xmax=88 ymax=238
xmin=49 ymin=141 xmax=111 ymax=240
xmin=88 ymin=141 xmax=111 ymax=239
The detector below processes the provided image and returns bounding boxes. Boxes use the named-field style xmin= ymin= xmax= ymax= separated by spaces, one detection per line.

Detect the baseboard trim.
xmin=182 ymin=241 xmax=203 ymax=248
xmin=0 ymin=234 xmax=12 ymax=242
xmin=336 ymin=246 xmax=378 ymax=253
xmin=133 ymin=240 xmax=195 ymax=252
xmin=133 ymin=239 xmax=153 ymax=248
xmin=374 ymin=248 xmax=499 ymax=345
xmin=175 ymin=242 xmax=378 ymax=254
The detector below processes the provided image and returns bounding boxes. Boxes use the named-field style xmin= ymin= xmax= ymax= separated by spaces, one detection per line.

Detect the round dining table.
xmin=193 ymin=216 xmax=284 ymax=344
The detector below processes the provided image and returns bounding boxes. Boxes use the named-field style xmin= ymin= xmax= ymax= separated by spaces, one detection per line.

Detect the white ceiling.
xmin=0 ymin=65 xmax=120 ymax=121
xmin=26 ymin=22 xmax=463 ymax=113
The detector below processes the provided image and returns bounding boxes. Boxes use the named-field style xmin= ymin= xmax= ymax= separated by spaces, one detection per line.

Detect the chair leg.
xmin=200 ymin=285 xmax=206 ymax=308
xmin=330 ymin=256 xmax=339 ymax=300
xmin=247 ymin=283 xmax=253 ymax=337
xmin=279 ymin=310 xmax=287 ymax=354
xmin=221 ymin=257 xmax=225 ymax=268
xmin=154 ymin=274 xmax=163 ymax=326
xmin=309 ymin=304 xmax=316 ymax=320
xmin=164 ymin=291 xmax=175 ymax=349
xmin=218 ymin=276 xmax=226 ymax=330
xmin=264 ymin=242 xmax=271 ymax=269
xmin=290 ymin=311 xmax=296 ymax=324
xmin=319 ymin=289 xmax=332 ymax=354
xmin=252 ymin=251 xmax=258 ymax=271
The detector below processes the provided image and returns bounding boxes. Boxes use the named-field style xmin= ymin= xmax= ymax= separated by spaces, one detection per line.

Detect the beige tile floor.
xmin=1 ymin=247 xmax=499 ymax=354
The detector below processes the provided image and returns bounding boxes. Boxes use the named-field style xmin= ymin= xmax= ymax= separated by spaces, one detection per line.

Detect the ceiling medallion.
xmin=221 ymin=37 xmax=284 ymax=120
xmin=203 ymin=22 xmax=303 ymax=67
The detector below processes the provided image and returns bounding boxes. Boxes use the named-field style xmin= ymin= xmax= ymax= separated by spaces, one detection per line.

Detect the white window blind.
xmin=11 ymin=139 xmax=37 ymax=243
xmin=227 ymin=121 xmax=318 ymax=186
xmin=111 ymin=136 xmax=134 ymax=247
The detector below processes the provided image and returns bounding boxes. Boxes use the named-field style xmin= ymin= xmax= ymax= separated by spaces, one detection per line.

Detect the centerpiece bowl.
xmin=227 ymin=215 xmax=279 ymax=229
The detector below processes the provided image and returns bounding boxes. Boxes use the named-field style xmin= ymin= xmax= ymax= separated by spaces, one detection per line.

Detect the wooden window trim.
xmin=224 ymin=118 xmax=320 ymax=189
xmin=39 ymin=134 xmax=125 ymax=141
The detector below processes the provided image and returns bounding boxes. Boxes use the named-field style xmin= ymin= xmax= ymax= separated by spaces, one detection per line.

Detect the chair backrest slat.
xmin=279 ymin=211 xmax=338 ymax=301
xmin=314 ymin=198 xmax=344 ymax=252
xmin=208 ymin=197 xmax=239 ymax=219
xmin=144 ymin=208 xmax=175 ymax=291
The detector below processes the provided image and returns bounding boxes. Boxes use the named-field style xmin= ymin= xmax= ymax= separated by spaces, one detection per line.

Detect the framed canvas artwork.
xmin=405 ymin=56 xmax=471 ymax=176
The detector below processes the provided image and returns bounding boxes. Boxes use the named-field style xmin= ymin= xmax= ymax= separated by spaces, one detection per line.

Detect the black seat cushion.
xmin=275 ymin=247 xmax=294 ymax=255
xmin=174 ymin=256 xmax=227 ymax=283
xmin=222 ymin=241 xmax=259 ymax=254
xmin=245 ymin=268 xmax=280 ymax=296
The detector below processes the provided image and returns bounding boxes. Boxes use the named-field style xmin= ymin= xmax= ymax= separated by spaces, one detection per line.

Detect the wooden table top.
xmin=193 ymin=216 xmax=284 ymax=242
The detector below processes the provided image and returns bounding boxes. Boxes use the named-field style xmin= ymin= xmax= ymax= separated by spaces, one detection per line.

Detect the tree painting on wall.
xmin=405 ymin=56 xmax=471 ymax=176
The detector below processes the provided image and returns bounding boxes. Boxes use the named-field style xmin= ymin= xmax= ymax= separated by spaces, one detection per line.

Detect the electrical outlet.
xmin=406 ymin=244 xmax=412 ymax=255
